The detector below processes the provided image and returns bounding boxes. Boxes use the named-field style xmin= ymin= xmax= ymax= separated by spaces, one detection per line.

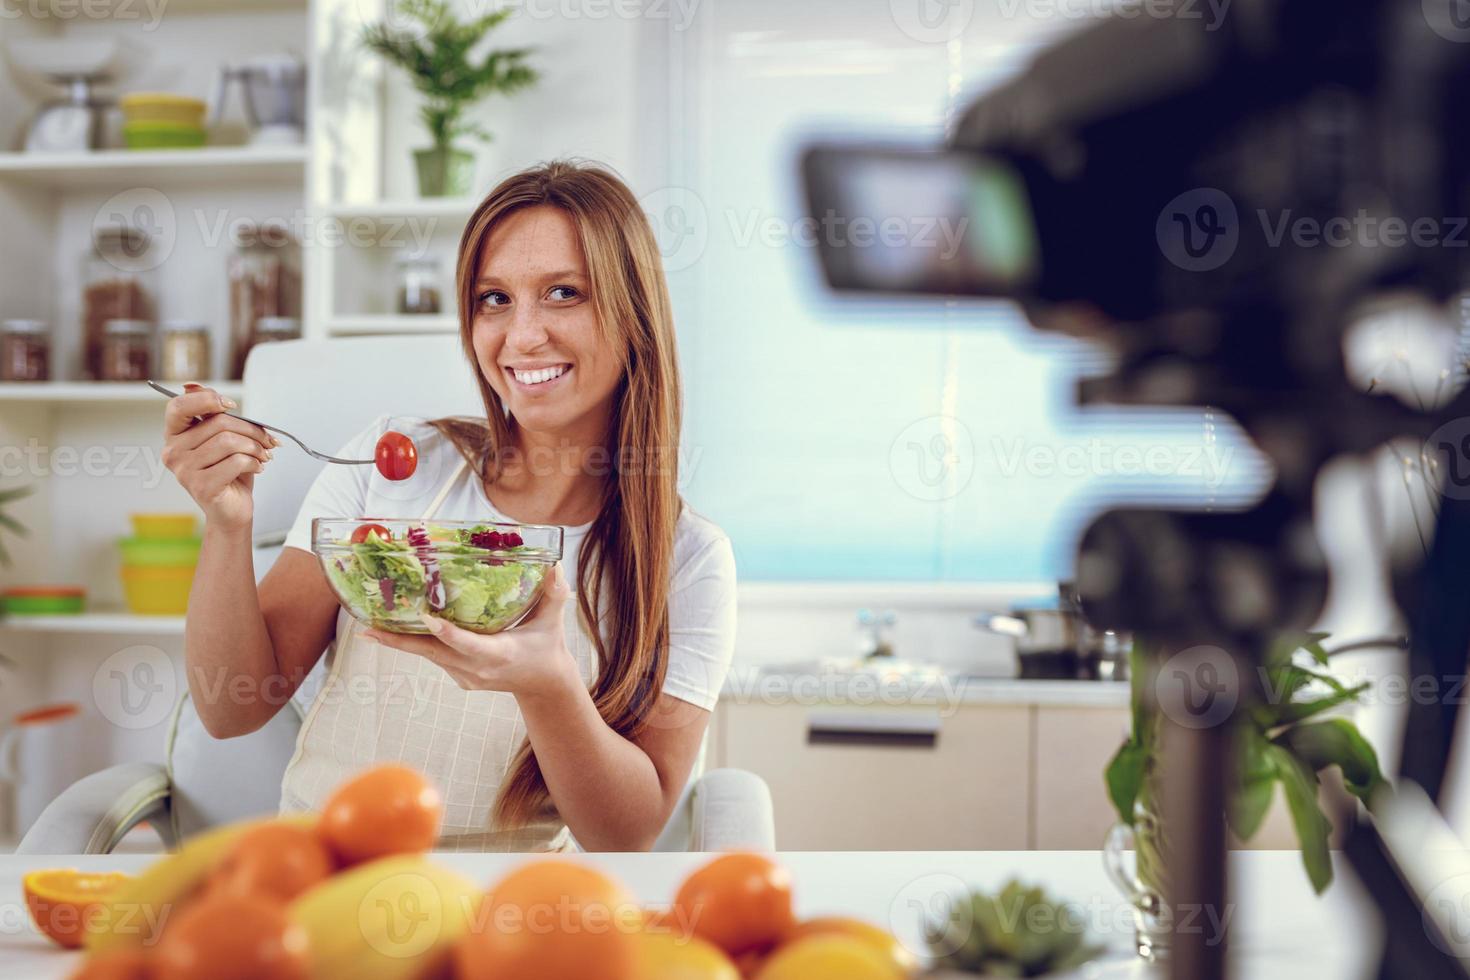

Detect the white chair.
xmin=18 ymin=337 xmax=772 ymax=854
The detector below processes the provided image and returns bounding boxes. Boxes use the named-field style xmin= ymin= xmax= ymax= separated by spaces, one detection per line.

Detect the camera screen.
xmin=801 ymin=145 xmax=1038 ymax=296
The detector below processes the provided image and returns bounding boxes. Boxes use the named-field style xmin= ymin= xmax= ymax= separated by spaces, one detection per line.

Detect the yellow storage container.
xmin=120 ymin=565 xmax=194 ymax=615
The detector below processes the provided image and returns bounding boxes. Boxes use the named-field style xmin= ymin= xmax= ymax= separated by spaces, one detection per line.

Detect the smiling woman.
xmin=165 ymin=161 xmax=737 ymax=853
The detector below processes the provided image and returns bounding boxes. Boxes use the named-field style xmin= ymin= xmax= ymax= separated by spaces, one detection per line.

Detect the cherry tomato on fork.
xmin=350 ymin=523 xmax=393 ymax=544
xmin=375 ymin=431 xmax=418 ymax=481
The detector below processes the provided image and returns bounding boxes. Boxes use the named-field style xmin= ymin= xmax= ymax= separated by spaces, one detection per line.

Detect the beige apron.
xmin=279 ymin=458 xmax=596 ymax=851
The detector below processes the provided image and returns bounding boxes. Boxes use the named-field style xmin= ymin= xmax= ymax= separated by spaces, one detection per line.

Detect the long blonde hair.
xmin=430 ymin=161 xmax=682 ymax=830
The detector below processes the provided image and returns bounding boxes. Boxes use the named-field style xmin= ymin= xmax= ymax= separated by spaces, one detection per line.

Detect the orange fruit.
xmin=786 ymin=917 xmax=918 ymax=974
xmin=152 ymin=892 xmax=309 ymax=980
xmin=208 ymin=821 xmax=335 ymax=903
xmin=673 ymin=853 xmax=795 ymax=958
xmin=66 ymin=947 xmax=150 ymax=980
xmin=641 ymin=929 xmax=741 ymax=979
xmin=318 ymin=764 xmax=442 ymax=866
xmin=24 ymin=870 xmax=133 ymax=949
xmin=754 ymin=934 xmax=907 ymax=980
xmin=455 ymin=859 xmax=644 ymax=980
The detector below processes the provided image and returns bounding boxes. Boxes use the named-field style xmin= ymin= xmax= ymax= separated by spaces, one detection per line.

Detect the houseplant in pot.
xmin=1103 ymin=632 xmax=1389 ymax=961
xmin=362 ymin=0 xmax=539 ymax=197
xmin=924 ymin=879 xmax=1105 ymax=978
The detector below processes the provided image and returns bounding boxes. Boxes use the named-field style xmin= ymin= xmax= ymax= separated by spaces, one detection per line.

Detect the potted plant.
xmin=363 ymin=0 xmax=539 ymax=197
xmin=924 ymin=879 xmax=1105 ymax=978
xmin=1103 ymin=632 xmax=1388 ymax=960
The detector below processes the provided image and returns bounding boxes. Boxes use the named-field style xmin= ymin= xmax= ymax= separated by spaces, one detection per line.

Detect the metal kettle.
xmin=973 ymin=582 xmax=1131 ymax=680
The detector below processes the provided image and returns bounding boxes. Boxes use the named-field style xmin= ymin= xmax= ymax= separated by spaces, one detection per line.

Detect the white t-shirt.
xmin=283 ymin=415 xmax=737 ymax=710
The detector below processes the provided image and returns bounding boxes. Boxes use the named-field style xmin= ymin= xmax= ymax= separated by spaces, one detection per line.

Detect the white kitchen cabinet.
xmin=715 ymin=696 xmax=1358 ymax=853
xmin=1032 ymin=705 xmax=1131 ymax=849
xmin=717 ymin=700 xmax=1032 ymax=851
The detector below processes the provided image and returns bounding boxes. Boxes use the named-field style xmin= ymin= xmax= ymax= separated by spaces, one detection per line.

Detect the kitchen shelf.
xmin=0 ymin=610 xmax=184 ymax=635
xmin=0 ymin=381 xmax=242 ymax=403
xmin=0 ymin=147 xmax=307 ymax=188
xmin=326 ymin=314 xmax=458 ymax=336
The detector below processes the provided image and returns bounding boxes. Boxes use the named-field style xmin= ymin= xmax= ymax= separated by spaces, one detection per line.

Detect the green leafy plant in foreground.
xmin=1106 ymin=632 xmax=1388 ymax=894
xmin=927 ymin=879 xmax=1104 ymax=977
xmin=362 ymin=0 xmax=539 ymax=151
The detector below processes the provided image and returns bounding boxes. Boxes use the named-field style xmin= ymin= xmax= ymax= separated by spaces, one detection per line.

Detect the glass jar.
xmin=159 ymin=321 xmax=211 ymax=382
xmin=255 ymin=316 xmax=301 ymax=344
xmin=101 ymin=319 xmax=153 ymax=381
xmin=83 ymin=227 xmax=155 ymax=381
xmin=394 ymin=254 xmax=442 ymax=315
xmin=1 ymin=319 xmax=50 ymax=382
xmin=227 ymin=221 xmax=302 ymax=379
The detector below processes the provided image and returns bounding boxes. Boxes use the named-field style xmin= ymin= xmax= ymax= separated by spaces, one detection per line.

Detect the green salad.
xmin=321 ymin=523 xmax=552 ymax=634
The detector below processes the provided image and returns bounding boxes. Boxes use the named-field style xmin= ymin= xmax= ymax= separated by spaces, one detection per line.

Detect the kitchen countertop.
xmin=720 ymin=662 xmax=1132 ymax=709
xmin=0 ymin=850 xmax=1376 ymax=978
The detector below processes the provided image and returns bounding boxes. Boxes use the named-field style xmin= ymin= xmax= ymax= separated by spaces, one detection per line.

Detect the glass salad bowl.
xmin=312 ymin=518 xmax=563 ymax=635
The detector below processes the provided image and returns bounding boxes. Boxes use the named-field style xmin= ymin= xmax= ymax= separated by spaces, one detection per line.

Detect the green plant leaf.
xmin=1105 ymin=741 xmax=1148 ymax=826
xmin=1277 ymin=718 xmax=1387 ymax=804
xmin=1269 ymin=683 xmax=1370 ymax=728
xmin=1265 ymin=744 xmax=1334 ymax=894
xmin=1229 ymin=728 xmax=1277 ymax=841
xmin=1266 ymin=630 xmax=1332 ymax=669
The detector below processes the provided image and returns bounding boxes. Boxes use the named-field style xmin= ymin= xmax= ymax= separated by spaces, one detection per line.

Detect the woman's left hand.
xmin=363 ymin=564 xmax=579 ymax=701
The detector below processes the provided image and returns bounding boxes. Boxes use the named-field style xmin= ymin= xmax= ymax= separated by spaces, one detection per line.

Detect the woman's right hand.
xmin=162 ymin=383 xmax=279 ymax=530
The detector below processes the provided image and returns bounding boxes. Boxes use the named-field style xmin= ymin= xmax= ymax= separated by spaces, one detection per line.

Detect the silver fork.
xmin=146 ymin=380 xmax=375 ymax=466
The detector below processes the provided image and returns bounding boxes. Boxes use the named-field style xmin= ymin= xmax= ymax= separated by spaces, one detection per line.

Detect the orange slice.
xmin=23 ymin=869 xmax=133 ymax=948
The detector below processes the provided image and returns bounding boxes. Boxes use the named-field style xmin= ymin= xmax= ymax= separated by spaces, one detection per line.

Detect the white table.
xmin=0 ymin=850 xmax=1379 ymax=978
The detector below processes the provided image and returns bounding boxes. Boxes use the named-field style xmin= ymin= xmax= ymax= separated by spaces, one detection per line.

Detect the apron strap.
xmin=420 ymin=457 xmax=471 ymax=521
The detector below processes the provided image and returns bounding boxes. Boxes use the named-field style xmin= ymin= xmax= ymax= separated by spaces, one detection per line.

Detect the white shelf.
xmin=0 ymin=381 xmax=242 ymax=403
xmin=0 ymin=147 xmax=307 ymax=188
xmin=0 ymin=610 xmax=184 ymax=635
xmin=326 ymin=314 xmax=459 ymax=336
